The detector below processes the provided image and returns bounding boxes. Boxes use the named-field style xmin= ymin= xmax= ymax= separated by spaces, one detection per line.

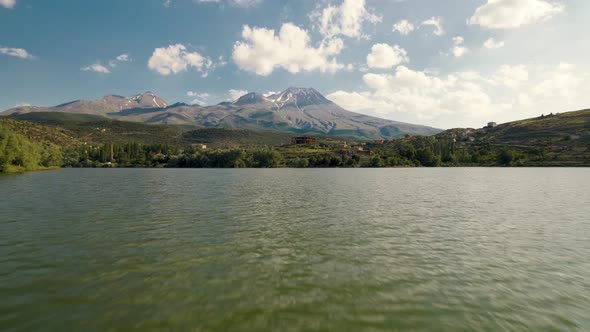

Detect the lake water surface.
xmin=1 ymin=168 xmax=589 ymax=331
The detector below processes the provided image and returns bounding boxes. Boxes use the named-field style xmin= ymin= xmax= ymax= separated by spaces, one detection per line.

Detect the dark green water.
xmin=1 ymin=168 xmax=589 ymax=331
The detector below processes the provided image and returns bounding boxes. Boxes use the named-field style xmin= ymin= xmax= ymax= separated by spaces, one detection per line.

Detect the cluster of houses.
xmin=290 ymin=136 xmax=317 ymax=145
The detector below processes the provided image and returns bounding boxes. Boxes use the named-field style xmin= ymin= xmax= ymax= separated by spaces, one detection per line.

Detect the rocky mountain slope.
xmin=3 ymin=88 xmax=441 ymax=139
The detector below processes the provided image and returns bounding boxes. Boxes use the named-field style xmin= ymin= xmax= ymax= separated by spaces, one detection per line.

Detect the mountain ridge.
xmin=2 ymin=87 xmax=442 ymax=139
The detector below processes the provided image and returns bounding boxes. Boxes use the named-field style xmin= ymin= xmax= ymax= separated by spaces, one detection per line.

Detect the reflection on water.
xmin=1 ymin=168 xmax=589 ymax=331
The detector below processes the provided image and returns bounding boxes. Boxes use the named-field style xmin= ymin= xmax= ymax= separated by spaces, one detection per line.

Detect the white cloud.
xmin=420 ymin=17 xmax=445 ymax=36
xmin=494 ymin=65 xmax=529 ymax=87
xmin=0 ymin=0 xmax=15 ymax=9
xmin=163 ymin=0 xmax=171 ymax=7
xmin=468 ymin=0 xmax=564 ymax=29
xmin=329 ymin=66 xmax=497 ymax=120
xmin=232 ymin=23 xmax=345 ymax=76
xmin=483 ymin=38 xmax=505 ymax=49
xmin=229 ymin=0 xmax=260 ymax=6
xmin=311 ymin=0 xmax=381 ymax=39
xmin=367 ymin=44 xmax=409 ymax=69
xmin=187 ymin=91 xmax=211 ymax=105
xmin=14 ymin=102 xmax=31 ymax=107
xmin=0 ymin=46 xmax=35 ymax=59
xmin=530 ymin=63 xmax=581 ymax=99
xmin=148 ymin=44 xmax=212 ymax=76
xmin=451 ymin=36 xmax=469 ymax=58
xmin=82 ymin=63 xmax=111 ymax=74
xmin=392 ymin=20 xmax=415 ymax=35
xmin=109 ymin=53 xmax=131 ymax=67
xmin=195 ymin=0 xmax=261 ymax=7
xmin=229 ymin=89 xmax=248 ymax=101
xmin=451 ymin=47 xmax=469 ymax=58
xmin=327 ymin=63 xmax=589 ymax=127
xmin=116 ymin=53 xmax=131 ymax=62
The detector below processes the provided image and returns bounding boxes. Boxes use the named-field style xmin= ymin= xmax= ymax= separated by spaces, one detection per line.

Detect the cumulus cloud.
xmin=420 ymin=17 xmax=445 ymax=36
xmin=0 ymin=46 xmax=35 ymax=59
xmin=232 ymin=23 xmax=345 ymax=76
xmin=195 ymin=0 xmax=261 ymax=7
xmin=82 ymin=63 xmax=111 ymax=74
xmin=327 ymin=63 xmax=589 ymax=127
xmin=483 ymin=38 xmax=505 ymax=49
xmin=451 ymin=36 xmax=469 ymax=58
xmin=468 ymin=0 xmax=564 ymax=29
xmin=367 ymin=44 xmax=409 ymax=69
xmin=148 ymin=44 xmax=213 ymax=76
xmin=492 ymin=65 xmax=529 ymax=88
xmin=311 ymin=0 xmax=382 ymax=39
xmin=229 ymin=89 xmax=248 ymax=101
xmin=187 ymin=91 xmax=211 ymax=105
xmin=392 ymin=20 xmax=415 ymax=35
xmin=328 ymin=66 xmax=498 ymax=120
xmin=530 ymin=63 xmax=582 ymax=99
xmin=0 ymin=0 xmax=15 ymax=9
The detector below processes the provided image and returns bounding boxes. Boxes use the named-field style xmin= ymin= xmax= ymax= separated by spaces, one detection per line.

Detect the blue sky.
xmin=1 ymin=0 xmax=589 ymax=128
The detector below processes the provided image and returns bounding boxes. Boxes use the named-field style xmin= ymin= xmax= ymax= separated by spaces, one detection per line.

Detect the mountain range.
xmin=2 ymin=88 xmax=441 ymax=139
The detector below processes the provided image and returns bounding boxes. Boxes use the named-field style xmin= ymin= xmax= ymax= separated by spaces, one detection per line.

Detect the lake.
xmin=1 ymin=168 xmax=589 ymax=331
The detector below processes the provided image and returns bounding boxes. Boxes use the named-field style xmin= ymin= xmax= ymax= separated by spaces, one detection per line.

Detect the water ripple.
xmin=0 ymin=168 xmax=589 ymax=331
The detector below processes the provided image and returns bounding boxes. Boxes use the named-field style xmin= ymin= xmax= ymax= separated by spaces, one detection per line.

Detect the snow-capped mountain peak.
xmin=226 ymin=87 xmax=333 ymax=110
xmin=123 ymin=92 xmax=168 ymax=108
xmin=263 ymin=87 xmax=332 ymax=109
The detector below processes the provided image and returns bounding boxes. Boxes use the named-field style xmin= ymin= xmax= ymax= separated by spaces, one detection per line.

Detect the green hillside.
xmin=0 ymin=121 xmax=63 ymax=173
xmin=7 ymin=112 xmax=190 ymax=145
xmin=0 ymin=117 xmax=80 ymax=147
xmin=482 ymin=109 xmax=589 ymax=145
xmin=2 ymin=109 xmax=588 ymax=171
xmin=436 ymin=109 xmax=590 ymax=166
xmin=181 ymin=128 xmax=293 ymax=148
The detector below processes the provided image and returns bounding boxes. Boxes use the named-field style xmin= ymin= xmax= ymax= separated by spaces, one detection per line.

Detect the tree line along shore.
xmin=1 ymin=110 xmax=588 ymax=173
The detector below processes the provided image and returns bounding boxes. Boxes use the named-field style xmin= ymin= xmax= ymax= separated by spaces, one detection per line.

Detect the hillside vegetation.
xmin=0 ymin=117 xmax=80 ymax=147
xmin=482 ymin=109 xmax=589 ymax=145
xmin=182 ymin=128 xmax=294 ymax=148
xmin=1 ymin=109 xmax=588 ymax=171
xmin=7 ymin=112 xmax=190 ymax=145
xmin=436 ymin=109 xmax=590 ymax=166
xmin=0 ymin=122 xmax=63 ymax=173
xmin=6 ymin=112 xmax=302 ymax=148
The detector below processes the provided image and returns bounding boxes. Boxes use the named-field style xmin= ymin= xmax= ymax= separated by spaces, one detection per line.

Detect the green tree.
xmin=0 ymin=126 xmax=61 ymax=172
xmin=416 ymin=147 xmax=440 ymax=167
xmin=40 ymin=144 xmax=63 ymax=167
xmin=292 ymin=158 xmax=310 ymax=168
xmin=252 ymin=148 xmax=284 ymax=168
xmin=497 ymin=148 xmax=514 ymax=166
xmin=370 ymin=155 xmax=384 ymax=167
